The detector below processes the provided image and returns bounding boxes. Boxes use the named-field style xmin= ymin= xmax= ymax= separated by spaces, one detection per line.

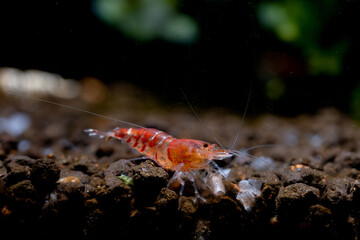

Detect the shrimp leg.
xmin=167 ymin=163 xmax=185 ymax=190
xmin=166 ymin=164 xmax=186 ymax=208
xmin=185 ymin=171 xmax=206 ymax=203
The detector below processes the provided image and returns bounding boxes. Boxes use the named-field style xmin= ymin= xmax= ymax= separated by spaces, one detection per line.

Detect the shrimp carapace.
xmin=166 ymin=139 xmax=233 ymax=171
xmin=85 ymin=127 xmax=233 ymax=172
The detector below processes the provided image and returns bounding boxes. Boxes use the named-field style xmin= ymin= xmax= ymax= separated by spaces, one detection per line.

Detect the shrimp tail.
xmin=84 ymin=128 xmax=115 ymax=141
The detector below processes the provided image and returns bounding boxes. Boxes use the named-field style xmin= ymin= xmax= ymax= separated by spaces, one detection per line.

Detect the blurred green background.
xmin=1 ymin=0 xmax=360 ymax=117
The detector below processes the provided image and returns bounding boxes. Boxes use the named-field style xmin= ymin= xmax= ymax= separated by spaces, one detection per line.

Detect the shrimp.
xmin=7 ymin=90 xmax=263 ymax=203
xmin=85 ymin=127 xmax=235 ymax=201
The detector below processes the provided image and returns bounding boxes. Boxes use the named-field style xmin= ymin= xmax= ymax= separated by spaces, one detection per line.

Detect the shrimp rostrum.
xmin=85 ymin=127 xmax=237 ymax=201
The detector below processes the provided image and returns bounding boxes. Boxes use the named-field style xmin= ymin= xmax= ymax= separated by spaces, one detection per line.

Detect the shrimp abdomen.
xmin=113 ymin=128 xmax=175 ymax=168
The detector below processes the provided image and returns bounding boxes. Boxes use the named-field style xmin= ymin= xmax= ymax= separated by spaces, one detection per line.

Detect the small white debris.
xmin=202 ymin=171 xmax=226 ymax=196
xmin=17 ymin=140 xmax=31 ymax=152
xmin=308 ymin=134 xmax=323 ymax=147
xmin=43 ymin=147 xmax=53 ymax=156
xmin=251 ymin=156 xmax=275 ymax=172
xmin=218 ymin=168 xmax=231 ymax=179
xmin=0 ymin=112 xmax=31 ymax=136
xmin=234 ymin=150 xmax=252 ymax=164
xmin=236 ymin=179 xmax=262 ymax=211
xmin=209 ymin=173 xmax=225 ymax=196
xmin=282 ymin=127 xmax=299 ymax=146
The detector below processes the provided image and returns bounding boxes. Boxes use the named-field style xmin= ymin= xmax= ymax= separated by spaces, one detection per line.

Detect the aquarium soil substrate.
xmin=1 ymin=92 xmax=360 ymax=239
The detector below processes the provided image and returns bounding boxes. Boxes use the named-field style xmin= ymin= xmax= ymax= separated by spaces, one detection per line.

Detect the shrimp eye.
xmin=203 ymin=143 xmax=209 ymax=148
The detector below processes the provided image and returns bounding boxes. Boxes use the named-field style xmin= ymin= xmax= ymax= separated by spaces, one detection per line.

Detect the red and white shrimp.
xmin=7 ymin=90 xmax=259 ymax=202
xmin=85 ymin=127 xmax=239 ymax=200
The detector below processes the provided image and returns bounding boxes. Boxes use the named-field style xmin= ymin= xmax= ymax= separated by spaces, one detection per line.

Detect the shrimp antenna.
xmin=230 ymin=82 xmax=252 ymax=149
xmin=6 ymin=92 xmax=145 ymax=128
xmin=180 ymin=89 xmax=225 ymax=149
xmin=232 ymin=143 xmax=277 ymax=155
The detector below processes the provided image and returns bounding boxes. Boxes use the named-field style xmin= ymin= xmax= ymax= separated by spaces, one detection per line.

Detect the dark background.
xmin=1 ymin=0 xmax=360 ymax=116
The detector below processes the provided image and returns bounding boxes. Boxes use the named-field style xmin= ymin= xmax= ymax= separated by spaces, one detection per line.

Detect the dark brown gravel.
xmin=1 ymin=89 xmax=360 ymax=239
